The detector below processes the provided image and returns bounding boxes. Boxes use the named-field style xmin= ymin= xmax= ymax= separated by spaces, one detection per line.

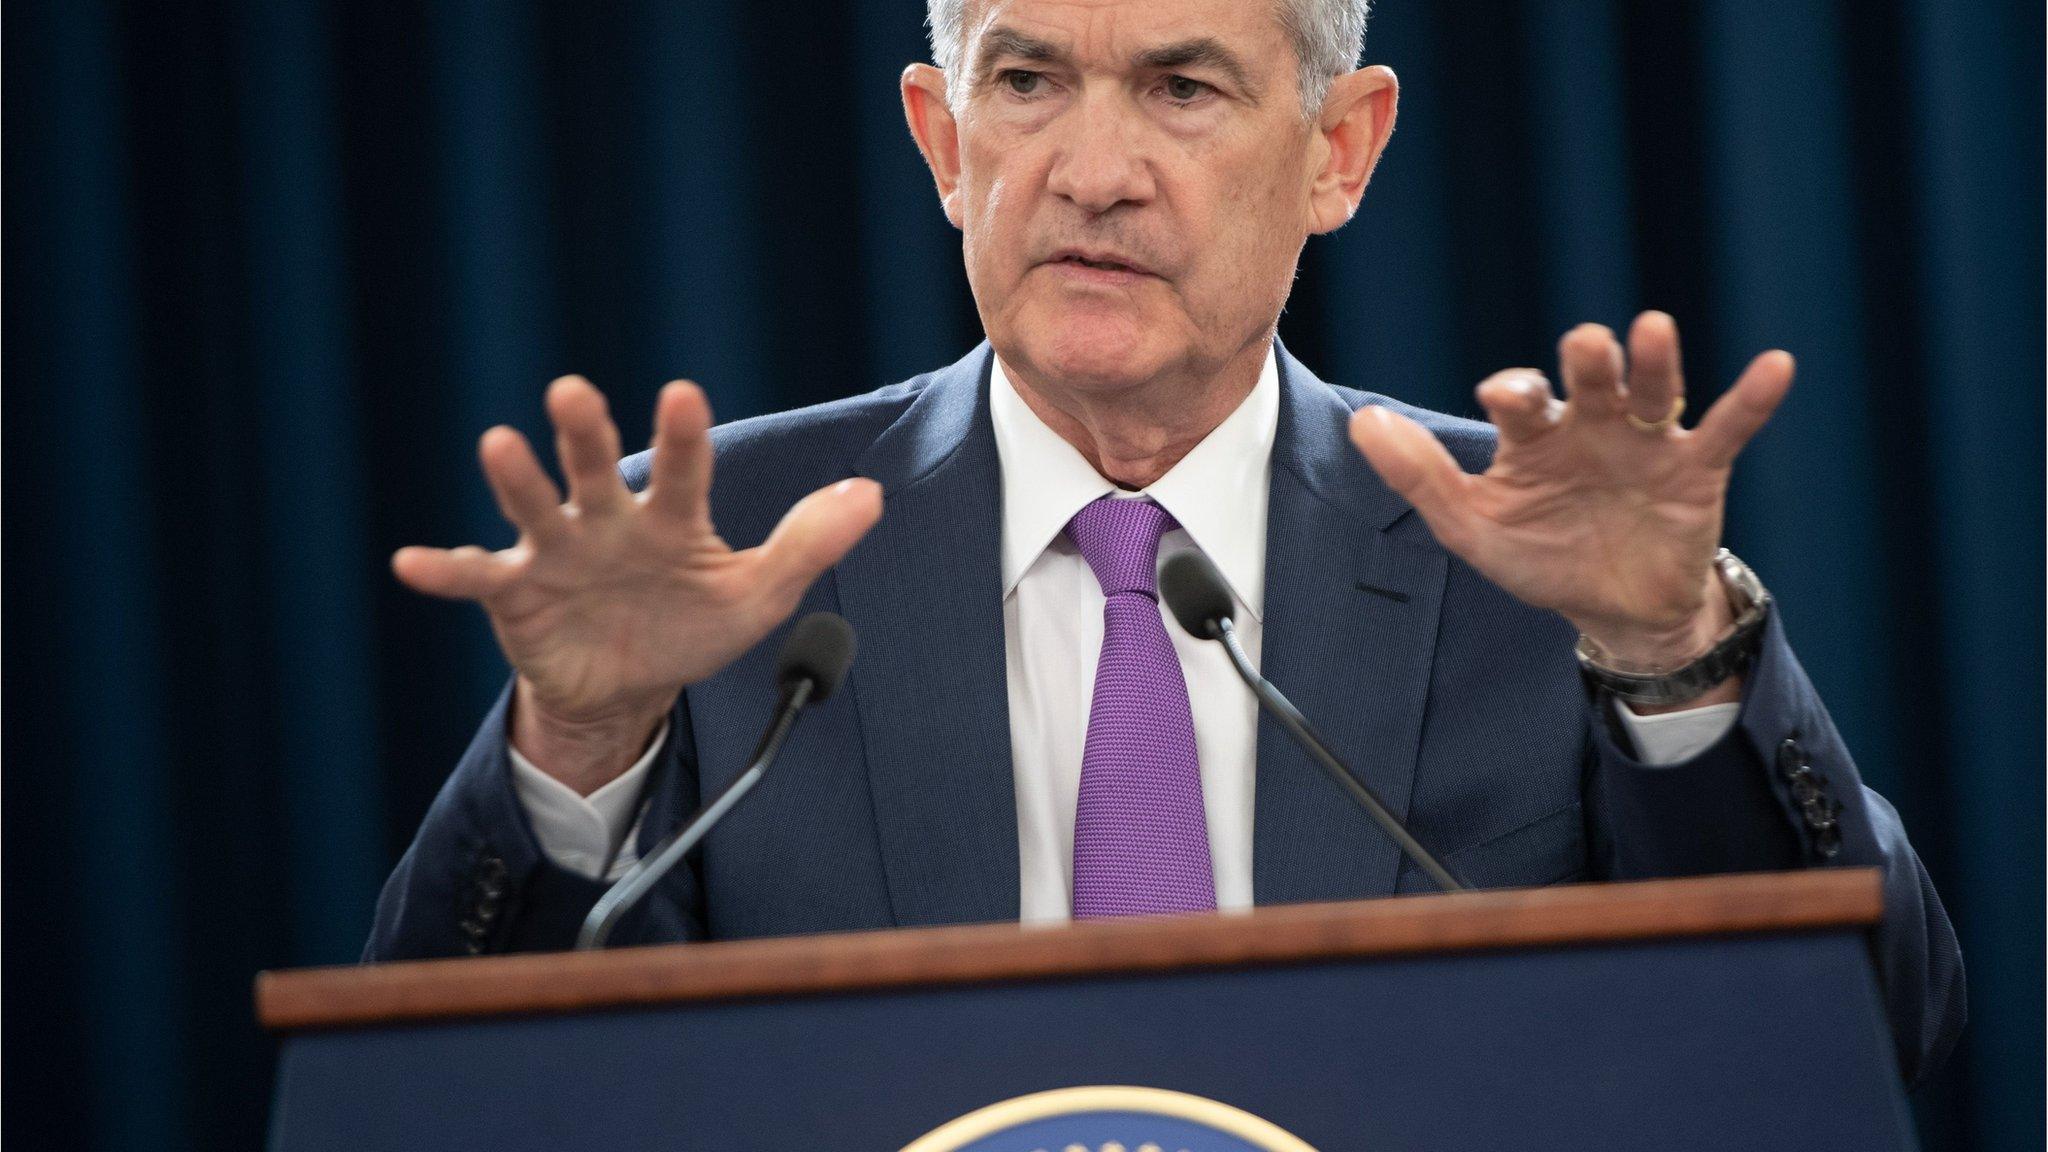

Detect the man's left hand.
xmin=1347 ymin=311 xmax=1792 ymax=698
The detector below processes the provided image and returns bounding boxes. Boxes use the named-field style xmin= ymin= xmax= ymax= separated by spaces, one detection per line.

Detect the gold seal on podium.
xmin=900 ymin=1086 xmax=1319 ymax=1152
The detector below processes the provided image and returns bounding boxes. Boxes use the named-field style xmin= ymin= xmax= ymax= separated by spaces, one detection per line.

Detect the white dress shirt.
xmin=511 ymin=349 xmax=1740 ymax=907
xmin=994 ymin=351 xmax=1279 ymax=920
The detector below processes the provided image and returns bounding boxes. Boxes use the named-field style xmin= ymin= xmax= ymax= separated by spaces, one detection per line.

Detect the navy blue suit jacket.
xmin=366 ymin=343 xmax=1963 ymax=1086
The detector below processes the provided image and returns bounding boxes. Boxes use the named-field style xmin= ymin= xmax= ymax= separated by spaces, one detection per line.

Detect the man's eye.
xmin=1002 ymin=70 xmax=1044 ymax=96
xmin=1163 ymin=75 xmax=1210 ymax=103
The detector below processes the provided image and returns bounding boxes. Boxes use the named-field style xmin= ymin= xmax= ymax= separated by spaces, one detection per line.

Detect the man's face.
xmin=925 ymin=0 xmax=1333 ymax=393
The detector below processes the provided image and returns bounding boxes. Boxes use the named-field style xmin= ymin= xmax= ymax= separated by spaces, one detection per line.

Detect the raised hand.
xmin=1347 ymin=311 xmax=1791 ymax=696
xmin=393 ymin=377 xmax=883 ymax=793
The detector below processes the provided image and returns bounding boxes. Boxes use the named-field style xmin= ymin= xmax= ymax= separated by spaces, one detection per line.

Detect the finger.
xmin=1625 ymin=311 xmax=1686 ymax=427
xmin=546 ymin=376 xmax=629 ymax=514
xmin=1474 ymin=368 xmax=1562 ymax=446
xmin=1692 ymin=350 xmax=1795 ymax=468
xmin=747 ymin=478 xmax=886 ymax=612
xmin=643 ymin=380 xmax=715 ymax=523
xmin=1347 ymin=407 xmax=1482 ymax=551
xmin=391 ymin=544 xmax=521 ymax=601
xmin=479 ymin=426 xmax=567 ymax=542
xmin=1557 ymin=323 xmax=1627 ymax=420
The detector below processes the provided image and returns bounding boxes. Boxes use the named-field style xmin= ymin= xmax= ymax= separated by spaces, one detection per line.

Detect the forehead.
xmin=966 ymin=0 xmax=1290 ymax=66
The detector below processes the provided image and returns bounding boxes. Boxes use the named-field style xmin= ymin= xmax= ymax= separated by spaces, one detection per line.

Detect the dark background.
xmin=3 ymin=1 xmax=2040 ymax=1149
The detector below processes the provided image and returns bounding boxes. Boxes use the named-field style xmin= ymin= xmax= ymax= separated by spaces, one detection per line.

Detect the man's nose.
xmin=1044 ymin=93 xmax=1156 ymax=215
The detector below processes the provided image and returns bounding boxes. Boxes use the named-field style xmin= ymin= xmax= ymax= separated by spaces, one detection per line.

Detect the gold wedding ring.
xmin=1625 ymin=394 xmax=1685 ymax=434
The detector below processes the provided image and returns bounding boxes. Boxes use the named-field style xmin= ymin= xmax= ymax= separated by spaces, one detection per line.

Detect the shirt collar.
xmin=988 ymin=348 xmax=1278 ymax=620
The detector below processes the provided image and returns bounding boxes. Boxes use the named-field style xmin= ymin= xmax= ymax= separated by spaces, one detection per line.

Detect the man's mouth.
xmin=1044 ymin=249 xmax=1156 ymax=281
xmin=1060 ymin=255 xmax=1134 ymax=272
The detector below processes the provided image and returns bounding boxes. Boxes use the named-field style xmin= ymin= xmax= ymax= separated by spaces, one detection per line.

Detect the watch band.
xmin=1575 ymin=549 xmax=1771 ymax=707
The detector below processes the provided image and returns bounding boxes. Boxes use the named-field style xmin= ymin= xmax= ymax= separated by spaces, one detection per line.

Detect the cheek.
xmin=974 ymin=174 xmax=1025 ymax=247
xmin=1139 ymin=166 xmax=1303 ymax=347
xmin=1189 ymin=172 xmax=1298 ymax=296
xmin=959 ymin=149 xmax=1041 ymax=277
xmin=1220 ymin=142 xmax=1303 ymax=234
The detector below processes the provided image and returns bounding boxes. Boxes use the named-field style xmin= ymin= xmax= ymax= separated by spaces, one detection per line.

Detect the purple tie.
xmin=1067 ymin=496 xmax=1217 ymax=918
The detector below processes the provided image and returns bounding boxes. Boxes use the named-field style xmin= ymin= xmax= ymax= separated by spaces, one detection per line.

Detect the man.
xmin=365 ymin=0 xmax=1963 ymax=1086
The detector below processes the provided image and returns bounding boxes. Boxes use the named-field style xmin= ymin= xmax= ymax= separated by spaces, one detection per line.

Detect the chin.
xmin=1009 ymin=301 xmax=1178 ymax=392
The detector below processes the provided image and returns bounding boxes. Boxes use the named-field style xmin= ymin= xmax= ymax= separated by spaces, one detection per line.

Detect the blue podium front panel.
xmin=270 ymin=931 xmax=1913 ymax=1152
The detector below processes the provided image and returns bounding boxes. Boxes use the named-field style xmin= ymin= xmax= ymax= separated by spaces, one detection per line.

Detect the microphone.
xmin=1159 ymin=551 xmax=1466 ymax=893
xmin=575 ymin=612 xmax=857 ymax=950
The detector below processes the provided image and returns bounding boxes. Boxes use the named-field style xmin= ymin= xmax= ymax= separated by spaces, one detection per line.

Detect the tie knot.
xmin=1066 ymin=496 xmax=1177 ymax=598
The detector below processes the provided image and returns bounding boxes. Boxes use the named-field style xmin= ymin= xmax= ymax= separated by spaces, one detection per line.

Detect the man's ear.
xmin=1306 ymin=65 xmax=1398 ymax=235
xmin=902 ymin=63 xmax=965 ymax=230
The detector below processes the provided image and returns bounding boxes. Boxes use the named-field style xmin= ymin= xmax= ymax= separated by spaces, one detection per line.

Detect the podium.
xmin=258 ymin=870 xmax=1913 ymax=1151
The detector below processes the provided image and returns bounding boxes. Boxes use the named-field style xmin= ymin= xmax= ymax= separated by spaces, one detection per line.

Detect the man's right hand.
xmin=392 ymin=376 xmax=884 ymax=795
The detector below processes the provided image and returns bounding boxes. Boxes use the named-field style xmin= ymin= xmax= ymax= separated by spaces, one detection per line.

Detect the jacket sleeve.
xmin=1582 ymin=605 xmax=1967 ymax=1089
xmin=362 ymin=683 xmax=707 ymax=961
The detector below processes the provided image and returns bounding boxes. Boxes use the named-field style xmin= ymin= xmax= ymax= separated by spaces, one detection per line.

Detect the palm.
xmin=393 ymin=377 xmax=882 ymax=730
xmin=481 ymin=520 xmax=753 ymax=720
xmin=1457 ymin=394 xmax=1726 ymax=633
xmin=1350 ymin=313 xmax=1792 ymax=656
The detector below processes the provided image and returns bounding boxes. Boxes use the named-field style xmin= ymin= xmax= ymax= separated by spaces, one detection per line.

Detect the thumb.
xmin=752 ymin=477 xmax=886 ymax=604
xmin=1347 ymin=406 xmax=1481 ymax=552
xmin=1348 ymin=407 xmax=1468 ymax=507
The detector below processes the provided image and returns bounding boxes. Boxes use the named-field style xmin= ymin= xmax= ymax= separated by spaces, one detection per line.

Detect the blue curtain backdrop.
xmin=3 ymin=1 xmax=2040 ymax=1149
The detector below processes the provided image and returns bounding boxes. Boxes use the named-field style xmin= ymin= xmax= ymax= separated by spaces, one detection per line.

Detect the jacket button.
xmin=1788 ymin=770 xmax=1821 ymax=804
xmin=1815 ymin=822 xmax=1843 ymax=859
xmin=472 ymin=854 xmax=510 ymax=902
xmin=1777 ymin=738 xmax=1806 ymax=775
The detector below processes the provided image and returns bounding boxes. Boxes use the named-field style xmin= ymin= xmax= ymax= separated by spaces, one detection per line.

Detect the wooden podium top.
xmin=257 ymin=869 xmax=1879 ymax=1033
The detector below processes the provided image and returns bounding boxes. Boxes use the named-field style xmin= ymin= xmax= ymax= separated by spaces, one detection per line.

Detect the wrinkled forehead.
xmin=961 ymin=0 xmax=1294 ymax=80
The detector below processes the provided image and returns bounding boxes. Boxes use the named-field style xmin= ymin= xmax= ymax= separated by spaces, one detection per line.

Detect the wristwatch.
xmin=1574 ymin=549 xmax=1771 ymax=708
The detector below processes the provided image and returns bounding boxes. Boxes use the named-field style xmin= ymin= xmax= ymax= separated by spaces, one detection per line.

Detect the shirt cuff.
xmin=508 ymin=722 xmax=665 ymax=880
xmin=1611 ymin=700 xmax=1740 ymax=766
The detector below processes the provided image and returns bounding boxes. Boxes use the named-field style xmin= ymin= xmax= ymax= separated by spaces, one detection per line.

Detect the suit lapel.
xmin=1252 ymin=347 xmax=1449 ymax=904
xmin=833 ymin=346 xmax=1021 ymax=927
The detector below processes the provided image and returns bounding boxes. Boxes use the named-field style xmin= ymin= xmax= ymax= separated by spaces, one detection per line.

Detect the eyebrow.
xmin=972 ymin=26 xmax=1264 ymax=101
xmin=971 ymin=26 xmax=1062 ymax=86
xmin=1135 ymin=37 xmax=1260 ymax=99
